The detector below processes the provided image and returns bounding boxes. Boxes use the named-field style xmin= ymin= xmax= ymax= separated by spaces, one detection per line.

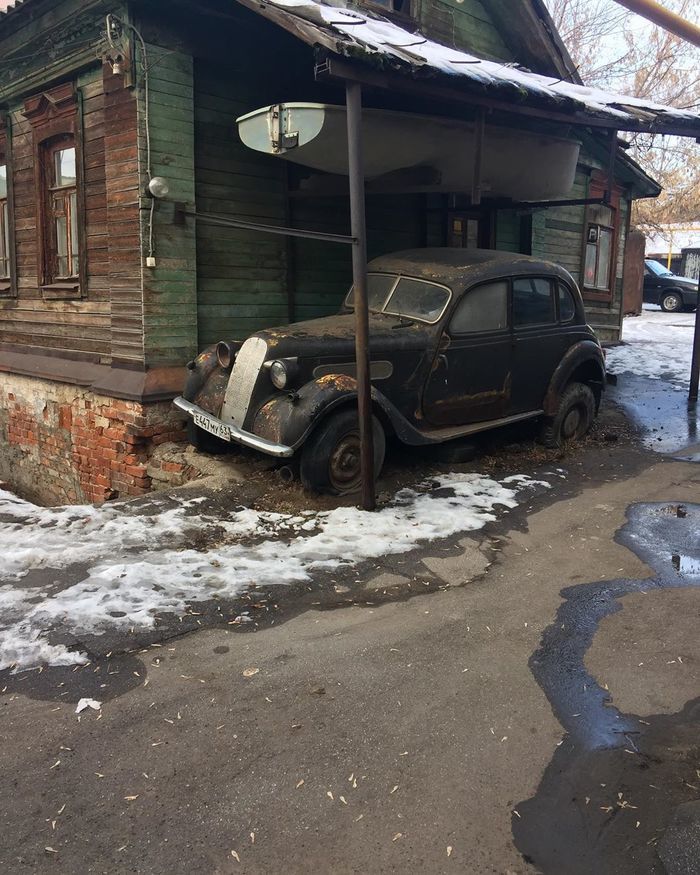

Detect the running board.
xmin=403 ymin=409 xmax=543 ymax=446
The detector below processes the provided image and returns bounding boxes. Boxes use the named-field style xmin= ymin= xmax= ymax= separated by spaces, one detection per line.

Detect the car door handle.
xmin=438 ymin=354 xmax=448 ymax=370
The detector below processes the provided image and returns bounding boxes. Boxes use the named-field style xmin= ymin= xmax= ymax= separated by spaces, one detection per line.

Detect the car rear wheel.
xmin=540 ymin=382 xmax=596 ymax=449
xmin=300 ymin=408 xmax=386 ymax=495
xmin=660 ymin=291 xmax=683 ymax=313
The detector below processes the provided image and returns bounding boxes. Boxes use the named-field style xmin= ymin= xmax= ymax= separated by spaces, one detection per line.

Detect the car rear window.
xmin=450 ymin=281 xmax=508 ymax=334
xmin=558 ymin=283 xmax=576 ymax=322
xmin=513 ymin=278 xmax=555 ymax=327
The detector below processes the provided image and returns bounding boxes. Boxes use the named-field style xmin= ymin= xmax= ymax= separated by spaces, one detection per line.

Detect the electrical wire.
xmin=106 ymin=13 xmax=155 ymax=262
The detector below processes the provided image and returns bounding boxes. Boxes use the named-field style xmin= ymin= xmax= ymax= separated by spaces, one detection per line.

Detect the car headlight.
xmin=269 ymin=360 xmax=288 ymax=390
xmin=216 ymin=341 xmax=236 ymax=370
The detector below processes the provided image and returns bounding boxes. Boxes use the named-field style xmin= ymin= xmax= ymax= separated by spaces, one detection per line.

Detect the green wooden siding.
xmin=141 ymin=46 xmax=198 ymax=365
xmin=194 ymin=60 xmax=289 ymax=345
xmin=417 ymin=0 xmax=514 ymax=60
xmin=291 ymin=194 xmax=427 ymax=323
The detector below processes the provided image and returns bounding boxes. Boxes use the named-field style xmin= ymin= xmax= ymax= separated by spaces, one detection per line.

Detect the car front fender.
xmin=252 ymin=374 xmax=402 ymax=450
xmin=543 ymin=341 xmax=606 ymax=416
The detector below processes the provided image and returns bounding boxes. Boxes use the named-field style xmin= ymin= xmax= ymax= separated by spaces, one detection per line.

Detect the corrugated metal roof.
xmin=237 ymin=0 xmax=700 ymax=136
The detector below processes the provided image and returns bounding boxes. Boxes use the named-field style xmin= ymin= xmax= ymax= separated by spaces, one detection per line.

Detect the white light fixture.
xmin=148 ymin=176 xmax=170 ymax=198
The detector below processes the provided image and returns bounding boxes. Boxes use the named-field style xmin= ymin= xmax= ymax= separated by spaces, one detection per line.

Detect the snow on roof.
xmin=241 ymin=0 xmax=700 ymax=135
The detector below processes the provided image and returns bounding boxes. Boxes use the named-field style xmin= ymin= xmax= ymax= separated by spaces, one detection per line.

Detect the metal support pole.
xmin=345 ymin=81 xmax=376 ymax=511
xmin=689 ymin=274 xmax=700 ymax=405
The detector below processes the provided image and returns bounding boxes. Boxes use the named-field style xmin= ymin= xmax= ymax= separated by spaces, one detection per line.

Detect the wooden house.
xmin=0 ymin=0 xmax=688 ymax=504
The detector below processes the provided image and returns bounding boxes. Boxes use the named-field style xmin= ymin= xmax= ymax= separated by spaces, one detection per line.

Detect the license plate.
xmin=193 ymin=412 xmax=232 ymax=441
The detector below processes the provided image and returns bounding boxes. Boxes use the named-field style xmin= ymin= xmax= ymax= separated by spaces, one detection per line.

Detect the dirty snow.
xmin=605 ymin=308 xmax=696 ymax=390
xmin=0 ymin=473 xmax=548 ymax=671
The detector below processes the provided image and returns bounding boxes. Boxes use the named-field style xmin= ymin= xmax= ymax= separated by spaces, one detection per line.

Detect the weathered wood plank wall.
xmin=141 ymin=45 xmax=198 ymax=365
xmin=0 ymin=66 xmax=115 ymax=361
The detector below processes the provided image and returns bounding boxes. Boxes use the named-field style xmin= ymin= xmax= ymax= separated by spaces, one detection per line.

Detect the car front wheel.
xmin=300 ymin=408 xmax=386 ymax=495
xmin=541 ymin=382 xmax=595 ymax=449
xmin=660 ymin=291 xmax=683 ymax=313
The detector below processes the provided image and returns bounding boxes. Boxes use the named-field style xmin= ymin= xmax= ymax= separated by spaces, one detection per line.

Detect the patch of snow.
xmin=606 ymin=310 xmax=696 ymax=390
xmin=0 ymin=473 xmax=548 ymax=671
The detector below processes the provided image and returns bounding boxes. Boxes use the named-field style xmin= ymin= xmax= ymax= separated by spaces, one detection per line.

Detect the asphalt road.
xmin=1 ymin=414 xmax=699 ymax=874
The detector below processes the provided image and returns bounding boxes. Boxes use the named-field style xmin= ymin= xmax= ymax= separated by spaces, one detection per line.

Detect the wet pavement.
xmin=514 ymin=502 xmax=700 ymax=874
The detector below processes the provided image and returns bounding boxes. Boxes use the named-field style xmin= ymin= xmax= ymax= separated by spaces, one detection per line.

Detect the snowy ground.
xmin=605 ymin=306 xmax=697 ymax=390
xmin=0 ymin=473 xmax=549 ymax=672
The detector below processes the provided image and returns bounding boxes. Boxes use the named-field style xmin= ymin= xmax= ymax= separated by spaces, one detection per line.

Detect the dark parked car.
xmin=175 ymin=249 xmax=605 ymax=494
xmin=643 ymin=259 xmax=698 ymax=312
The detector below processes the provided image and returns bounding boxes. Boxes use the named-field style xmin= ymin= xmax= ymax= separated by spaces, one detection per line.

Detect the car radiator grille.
xmin=220 ymin=336 xmax=268 ymax=426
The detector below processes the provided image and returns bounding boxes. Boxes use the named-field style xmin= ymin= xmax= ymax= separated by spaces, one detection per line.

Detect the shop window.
xmin=23 ymin=83 xmax=85 ymax=299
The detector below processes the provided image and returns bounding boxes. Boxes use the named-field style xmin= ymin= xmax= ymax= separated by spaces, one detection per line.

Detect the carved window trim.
xmin=23 ymin=83 xmax=87 ymax=300
xmin=0 ymin=115 xmax=17 ymax=298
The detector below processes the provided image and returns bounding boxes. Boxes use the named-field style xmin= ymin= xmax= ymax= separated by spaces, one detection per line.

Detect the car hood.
xmin=255 ymin=312 xmax=437 ymax=357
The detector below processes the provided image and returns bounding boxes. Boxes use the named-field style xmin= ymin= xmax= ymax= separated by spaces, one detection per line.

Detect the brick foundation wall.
xmin=0 ymin=373 xmax=187 ymax=505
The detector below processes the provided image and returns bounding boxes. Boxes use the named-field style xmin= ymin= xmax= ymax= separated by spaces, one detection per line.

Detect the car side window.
xmin=558 ymin=283 xmax=576 ymax=322
xmin=512 ymin=277 xmax=555 ymax=327
xmin=449 ymin=281 xmax=508 ymax=334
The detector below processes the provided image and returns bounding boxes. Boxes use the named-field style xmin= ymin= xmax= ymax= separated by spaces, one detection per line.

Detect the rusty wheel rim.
xmin=562 ymin=406 xmax=583 ymax=440
xmin=328 ymin=431 xmax=362 ymax=493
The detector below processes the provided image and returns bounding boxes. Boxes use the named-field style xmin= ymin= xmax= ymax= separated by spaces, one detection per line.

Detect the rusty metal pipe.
xmin=346 ymin=81 xmax=376 ymax=512
xmin=611 ymin=0 xmax=700 ymax=47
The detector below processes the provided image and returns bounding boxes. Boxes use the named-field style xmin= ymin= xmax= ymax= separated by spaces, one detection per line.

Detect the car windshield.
xmin=345 ymin=273 xmax=451 ymax=324
xmin=646 ymin=260 xmax=674 ymax=277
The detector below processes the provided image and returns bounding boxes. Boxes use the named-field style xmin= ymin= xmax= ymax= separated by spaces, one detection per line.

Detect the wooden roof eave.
xmin=232 ymin=0 xmax=700 ymax=141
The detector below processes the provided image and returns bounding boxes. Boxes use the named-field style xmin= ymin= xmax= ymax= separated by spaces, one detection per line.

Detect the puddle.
xmin=513 ymin=502 xmax=700 ymax=874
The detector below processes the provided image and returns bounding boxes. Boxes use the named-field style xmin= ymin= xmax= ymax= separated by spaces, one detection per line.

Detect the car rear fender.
xmin=543 ymin=341 xmax=606 ymax=416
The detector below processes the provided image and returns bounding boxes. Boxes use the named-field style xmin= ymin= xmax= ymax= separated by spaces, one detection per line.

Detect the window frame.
xmin=0 ymin=115 xmax=17 ymax=297
xmin=23 ymin=83 xmax=86 ymax=300
xmin=580 ymin=175 xmax=621 ymax=304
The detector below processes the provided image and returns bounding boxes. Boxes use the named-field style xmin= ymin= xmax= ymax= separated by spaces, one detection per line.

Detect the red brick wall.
xmin=0 ymin=374 xmax=187 ymax=505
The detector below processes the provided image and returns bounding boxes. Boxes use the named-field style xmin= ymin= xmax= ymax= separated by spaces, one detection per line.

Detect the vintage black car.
xmin=174 ymin=249 xmax=605 ymax=494
xmin=643 ymin=259 xmax=698 ymax=312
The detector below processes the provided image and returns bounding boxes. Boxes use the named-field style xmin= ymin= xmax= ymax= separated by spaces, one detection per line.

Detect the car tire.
xmin=187 ymin=420 xmax=230 ymax=454
xmin=300 ymin=407 xmax=386 ymax=495
xmin=540 ymin=382 xmax=596 ymax=449
xmin=660 ymin=291 xmax=683 ymax=313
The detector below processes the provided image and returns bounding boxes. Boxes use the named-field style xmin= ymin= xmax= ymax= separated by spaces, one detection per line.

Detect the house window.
xmin=584 ymin=205 xmax=614 ymax=292
xmin=0 ymin=162 xmax=9 ymax=282
xmin=23 ymin=82 xmax=84 ymax=299
xmin=44 ymin=136 xmax=79 ymax=280
xmin=581 ymin=178 xmax=621 ymax=303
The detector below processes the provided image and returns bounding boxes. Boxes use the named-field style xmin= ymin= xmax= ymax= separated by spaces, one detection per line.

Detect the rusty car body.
xmin=174 ymin=249 xmax=605 ymax=493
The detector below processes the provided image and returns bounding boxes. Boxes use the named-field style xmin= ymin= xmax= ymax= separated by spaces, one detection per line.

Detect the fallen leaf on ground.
xmin=447 ymin=846 xmax=453 ymax=857
xmin=392 ymin=833 xmax=402 ymax=842
xmin=231 ymin=850 xmax=240 ymax=862
xmin=242 ymin=668 xmax=259 ymax=678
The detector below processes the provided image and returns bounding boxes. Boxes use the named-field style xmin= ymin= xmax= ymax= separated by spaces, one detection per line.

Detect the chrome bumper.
xmin=174 ymin=397 xmax=294 ymax=458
